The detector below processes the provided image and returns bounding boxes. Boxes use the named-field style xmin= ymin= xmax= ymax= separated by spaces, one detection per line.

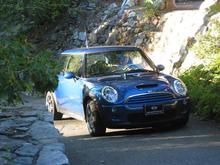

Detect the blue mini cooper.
xmin=46 ymin=46 xmax=190 ymax=136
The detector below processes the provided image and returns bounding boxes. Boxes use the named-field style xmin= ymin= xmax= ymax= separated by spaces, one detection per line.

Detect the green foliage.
xmin=180 ymin=62 xmax=220 ymax=119
xmin=0 ymin=38 xmax=61 ymax=103
xmin=192 ymin=20 xmax=220 ymax=59
xmin=143 ymin=0 xmax=160 ymax=19
xmin=30 ymin=51 xmax=61 ymax=93
xmin=208 ymin=3 xmax=220 ymax=14
xmin=0 ymin=38 xmax=32 ymax=103
xmin=180 ymin=20 xmax=220 ymax=121
xmin=0 ymin=0 xmax=81 ymax=104
xmin=0 ymin=0 xmax=72 ymax=26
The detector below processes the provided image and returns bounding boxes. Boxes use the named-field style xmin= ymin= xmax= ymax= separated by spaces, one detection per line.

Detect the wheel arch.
xmin=83 ymin=93 xmax=100 ymax=120
xmin=83 ymin=96 xmax=92 ymax=120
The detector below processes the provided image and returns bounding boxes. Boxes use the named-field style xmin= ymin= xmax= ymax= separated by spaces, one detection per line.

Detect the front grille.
xmin=136 ymin=84 xmax=158 ymax=89
xmin=126 ymin=93 xmax=175 ymax=106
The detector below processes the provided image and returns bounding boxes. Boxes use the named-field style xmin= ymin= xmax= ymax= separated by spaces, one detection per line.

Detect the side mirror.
xmin=64 ymin=71 xmax=76 ymax=79
xmin=157 ymin=64 xmax=165 ymax=72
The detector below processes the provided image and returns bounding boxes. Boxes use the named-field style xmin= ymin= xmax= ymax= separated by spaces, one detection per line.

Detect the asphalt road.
xmin=55 ymin=116 xmax=220 ymax=165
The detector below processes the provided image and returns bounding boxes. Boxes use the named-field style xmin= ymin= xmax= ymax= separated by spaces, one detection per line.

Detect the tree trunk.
xmin=165 ymin=0 xmax=176 ymax=10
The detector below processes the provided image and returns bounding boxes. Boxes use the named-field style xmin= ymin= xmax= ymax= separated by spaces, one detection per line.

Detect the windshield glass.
xmin=85 ymin=50 xmax=156 ymax=77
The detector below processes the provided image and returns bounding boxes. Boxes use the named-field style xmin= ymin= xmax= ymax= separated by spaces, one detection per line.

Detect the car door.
xmin=55 ymin=54 xmax=85 ymax=120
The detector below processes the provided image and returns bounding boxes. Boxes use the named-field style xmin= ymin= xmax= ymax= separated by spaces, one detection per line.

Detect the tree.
xmin=164 ymin=0 xmax=176 ymax=10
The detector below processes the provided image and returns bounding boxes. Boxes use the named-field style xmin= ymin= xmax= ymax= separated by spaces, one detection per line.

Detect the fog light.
xmin=183 ymin=99 xmax=188 ymax=105
xmin=112 ymin=107 xmax=117 ymax=113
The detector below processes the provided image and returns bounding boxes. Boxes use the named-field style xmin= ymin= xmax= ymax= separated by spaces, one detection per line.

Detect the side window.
xmin=66 ymin=55 xmax=84 ymax=76
xmin=59 ymin=56 xmax=69 ymax=72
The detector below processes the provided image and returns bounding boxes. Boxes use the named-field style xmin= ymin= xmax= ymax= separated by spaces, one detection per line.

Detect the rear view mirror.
xmin=64 ymin=72 xmax=76 ymax=79
xmin=157 ymin=64 xmax=165 ymax=72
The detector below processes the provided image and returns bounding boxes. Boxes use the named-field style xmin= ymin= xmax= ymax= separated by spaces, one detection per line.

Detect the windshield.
xmin=85 ymin=50 xmax=156 ymax=77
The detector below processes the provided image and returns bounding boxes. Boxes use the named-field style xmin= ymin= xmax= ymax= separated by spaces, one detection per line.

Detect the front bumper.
xmin=99 ymin=97 xmax=190 ymax=128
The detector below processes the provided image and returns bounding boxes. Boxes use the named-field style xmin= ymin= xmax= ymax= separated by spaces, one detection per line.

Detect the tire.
xmin=46 ymin=92 xmax=63 ymax=120
xmin=86 ymin=100 xmax=106 ymax=136
xmin=174 ymin=114 xmax=189 ymax=128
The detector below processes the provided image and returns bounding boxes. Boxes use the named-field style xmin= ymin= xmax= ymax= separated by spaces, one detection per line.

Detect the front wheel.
xmin=86 ymin=100 xmax=106 ymax=136
xmin=173 ymin=114 xmax=189 ymax=128
xmin=46 ymin=92 xmax=63 ymax=120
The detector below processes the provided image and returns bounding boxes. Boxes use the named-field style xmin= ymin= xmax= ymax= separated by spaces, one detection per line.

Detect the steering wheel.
xmin=122 ymin=64 xmax=141 ymax=72
xmin=89 ymin=61 xmax=108 ymax=75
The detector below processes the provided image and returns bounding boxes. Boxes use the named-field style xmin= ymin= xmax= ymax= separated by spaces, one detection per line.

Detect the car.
xmin=46 ymin=46 xmax=190 ymax=136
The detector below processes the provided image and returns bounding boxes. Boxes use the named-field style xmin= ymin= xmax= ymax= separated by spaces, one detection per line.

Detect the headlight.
xmin=102 ymin=86 xmax=118 ymax=103
xmin=173 ymin=80 xmax=187 ymax=96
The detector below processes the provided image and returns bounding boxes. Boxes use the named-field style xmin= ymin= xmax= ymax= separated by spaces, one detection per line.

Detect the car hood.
xmin=86 ymin=73 xmax=175 ymax=103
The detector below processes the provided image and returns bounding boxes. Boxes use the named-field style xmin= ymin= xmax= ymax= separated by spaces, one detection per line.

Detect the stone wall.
xmin=0 ymin=99 xmax=69 ymax=165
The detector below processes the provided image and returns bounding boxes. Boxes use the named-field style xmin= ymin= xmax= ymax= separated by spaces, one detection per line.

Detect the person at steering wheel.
xmin=119 ymin=54 xmax=132 ymax=65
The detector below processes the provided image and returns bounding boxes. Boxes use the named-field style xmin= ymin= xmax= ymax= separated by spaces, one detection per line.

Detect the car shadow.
xmin=56 ymin=114 xmax=220 ymax=165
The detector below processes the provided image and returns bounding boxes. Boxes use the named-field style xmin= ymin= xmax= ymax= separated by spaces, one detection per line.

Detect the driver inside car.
xmin=119 ymin=54 xmax=132 ymax=65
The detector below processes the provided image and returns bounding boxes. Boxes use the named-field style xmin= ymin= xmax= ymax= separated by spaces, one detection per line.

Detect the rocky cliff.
xmin=35 ymin=0 xmax=219 ymax=75
xmin=149 ymin=0 xmax=219 ymax=75
xmin=86 ymin=0 xmax=219 ymax=75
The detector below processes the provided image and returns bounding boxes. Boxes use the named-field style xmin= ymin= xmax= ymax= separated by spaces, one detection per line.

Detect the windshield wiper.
xmin=89 ymin=72 xmax=122 ymax=77
xmin=125 ymin=69 xmax=155 ymax=73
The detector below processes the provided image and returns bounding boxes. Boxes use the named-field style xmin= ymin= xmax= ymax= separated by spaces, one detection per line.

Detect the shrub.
xmin=208 ymin=2 xmax=220 ymax=14
xmin=180 ymin=20 xmax=220 ymax=121
xmin=0 ymin=0 xmax=80 ymax=104
xmin=192 ymin=20 xmax=220 ymax=59
xmin=29 ymin=50 xmax=61 ymax=94
xmin=0 ymin=0 xmax=72 ymax=28
xmin=143 ymin=0 xmax=160 ymax=19
xmin=180 ymin=61 xmax=220 ymax=120
xmin=0 ymin=38 xmax=61 ymax=104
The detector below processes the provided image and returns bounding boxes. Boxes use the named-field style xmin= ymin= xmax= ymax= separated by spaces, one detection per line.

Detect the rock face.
xmin=78 ymin=32 xmax=87 ymax=41
xmin=0 ymin=100 xmax=69 ymax=165
xmin=148 ymin=0 xmax=220 ymax=75
xmin=38 ymin=1 xmax=158 ymax=52
xmin=33 ymin=0 xmax=219 ymax=76
xmin=86 ymin=0 xmax=220 ymax=76
xmin=149 ymin=10 xmax=207 ymax=75
xmin=86 ymin=3 xmax=158 ymax=48
xmin=200 ymin=0 xmax=217 ymax=10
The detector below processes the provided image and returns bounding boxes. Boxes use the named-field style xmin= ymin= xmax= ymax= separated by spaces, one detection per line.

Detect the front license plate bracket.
xmin=144 ymin=105 xmax=164 ymax=116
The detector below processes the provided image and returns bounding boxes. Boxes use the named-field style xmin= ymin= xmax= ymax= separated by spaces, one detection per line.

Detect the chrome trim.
xmin=97 ymin=75 xmax=122 ymax=81
xmin=125 ymin=101 xmax=178 ymax=110
xmin=125 ymin=92 xmax=176 ymax=104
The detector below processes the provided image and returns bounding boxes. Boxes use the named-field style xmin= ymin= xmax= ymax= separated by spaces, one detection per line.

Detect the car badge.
xmin=151 ymin=106 xmax=158 ymax=110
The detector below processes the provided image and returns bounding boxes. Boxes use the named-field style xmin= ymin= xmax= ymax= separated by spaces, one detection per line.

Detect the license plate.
xmin=144 ymin=105 xmax=164 ymax=116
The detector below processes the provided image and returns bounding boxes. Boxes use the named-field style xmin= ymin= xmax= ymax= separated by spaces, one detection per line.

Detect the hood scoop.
xmin=97 ymin=75 xmax=122 ymax=81
xmin=136 ymin=84 xmax=158 ymax=89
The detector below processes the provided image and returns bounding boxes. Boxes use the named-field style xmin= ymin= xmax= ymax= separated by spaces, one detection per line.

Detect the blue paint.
xmin=52 ymin=46 xmax=190 ymax=127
